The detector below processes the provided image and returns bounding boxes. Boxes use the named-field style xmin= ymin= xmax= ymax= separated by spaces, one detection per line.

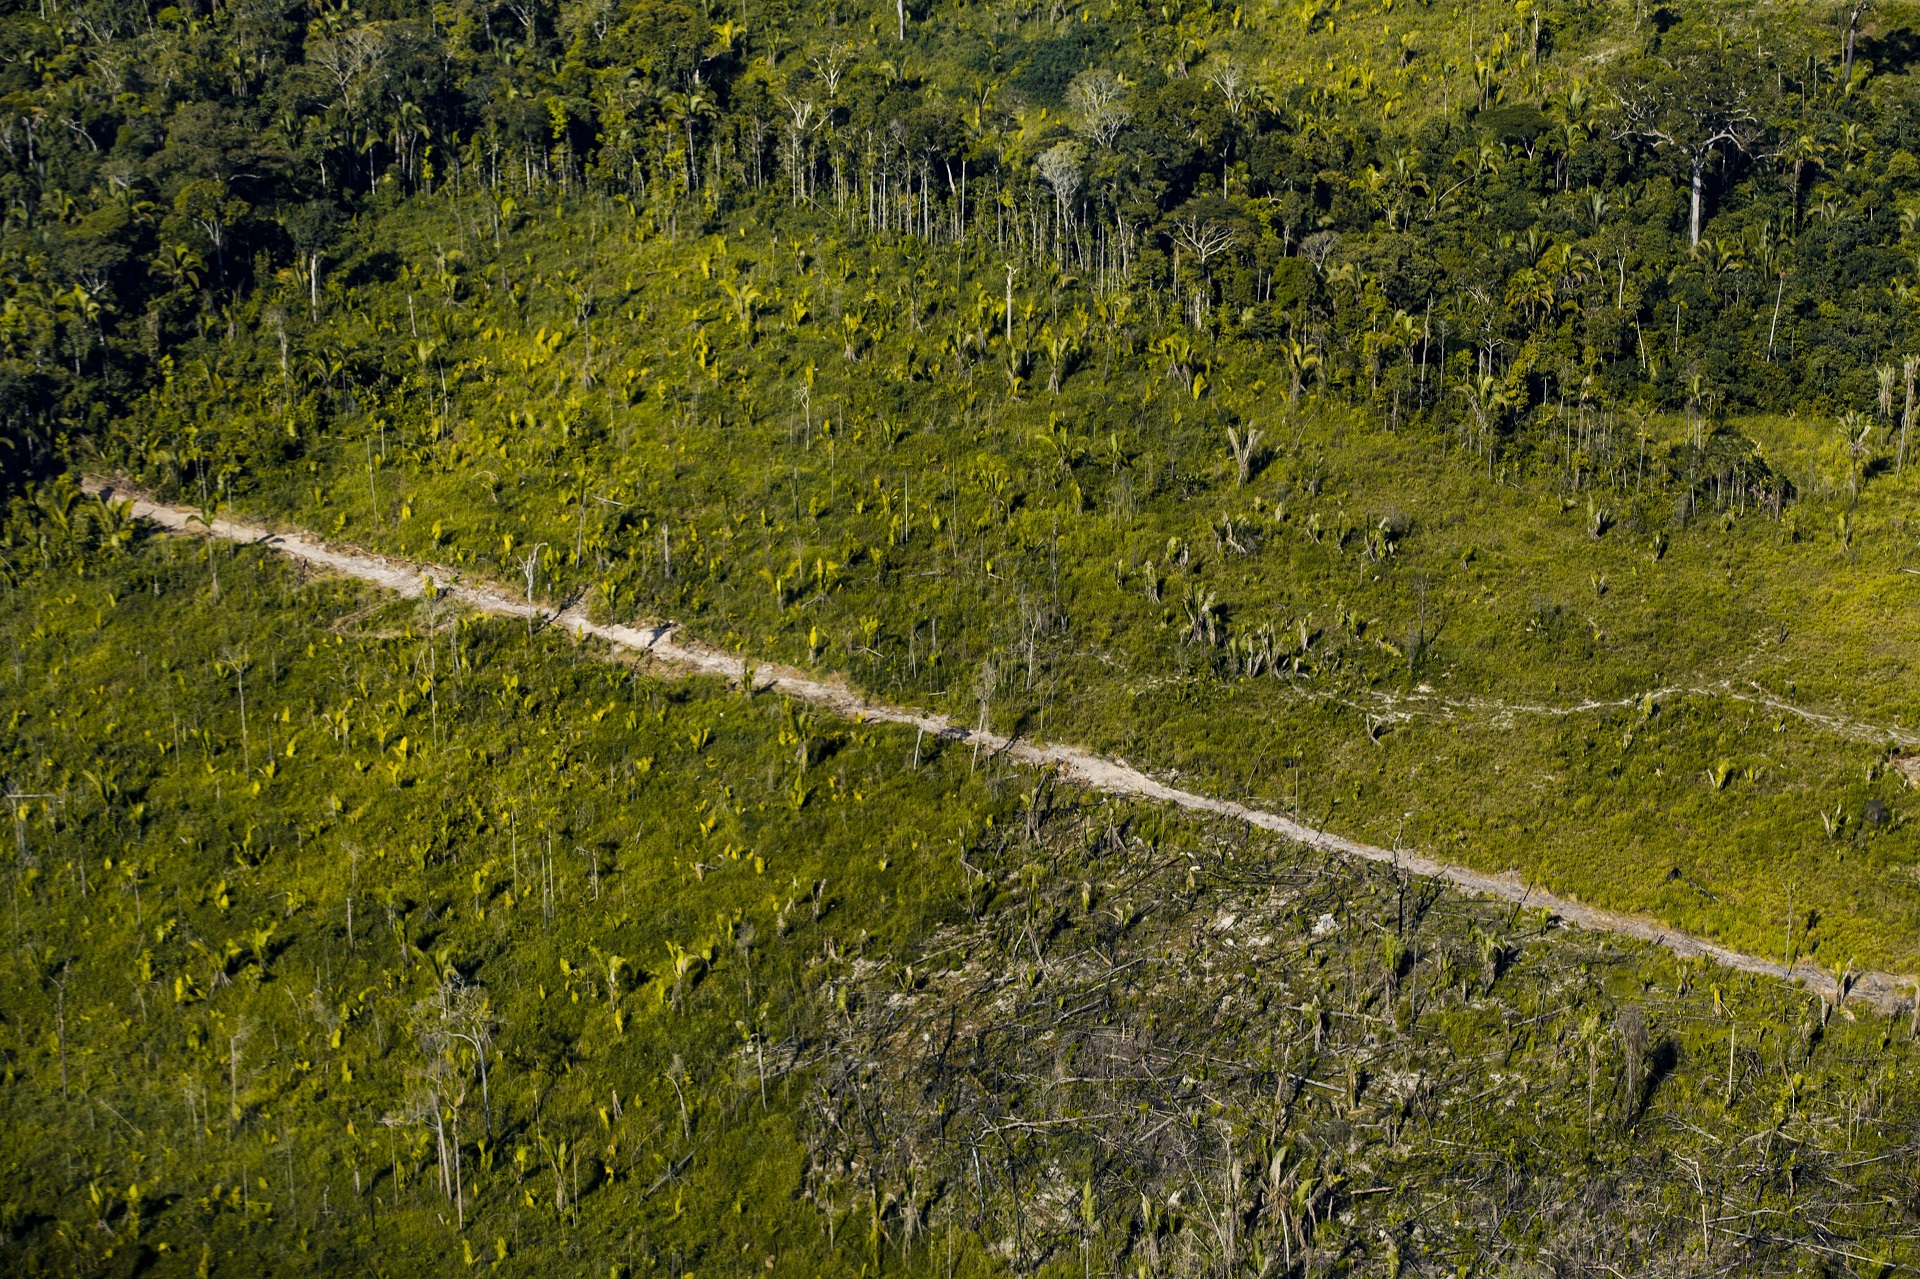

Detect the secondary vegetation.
xmin=9 ymin=0 xmax=1920 ymax=965
xmin=6 ymin=521 xmax=1920 ymax=1276
xmin=9 ymin=0 xmax=1920 ymax=1268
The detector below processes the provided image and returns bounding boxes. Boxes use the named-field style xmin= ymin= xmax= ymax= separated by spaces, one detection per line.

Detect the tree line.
xmin=5 ymin=0 xmax=1920 ymax=496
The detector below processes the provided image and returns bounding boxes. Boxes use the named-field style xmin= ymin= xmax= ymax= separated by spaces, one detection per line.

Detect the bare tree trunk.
xmin=1844 ymin=2 xmax=1868 ymax=84
xmin=1766 ymin=273 xmax=1786 ymax=361
xmin=432 ymin=1096 xmax=451 ymax=1197
xmin=1902 ymin=356 xmax=1917 ymax=473
xmin=235 ymin=663 xmax=249 ymax=773
xmin=54 ymin=966 xmax=69 ymax=1100
xmin=1689 ymin=153 xmax=1705 ymax=247
xmin=228 ymin=1026 xmax=245 ymax=1125
xmin=452 ymin=1107 xmax=465 ymax=1228
xmin=474 ymin=1046 xmax=492 ymax=1139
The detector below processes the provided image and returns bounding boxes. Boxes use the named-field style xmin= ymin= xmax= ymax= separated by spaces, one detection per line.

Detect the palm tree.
xmin=1779 ymin=132 xmax=1825 ymax=228
xmin=664 ymin=87 xmax=717 ymax=192
xmin=1181 ymin=583 xmax=1220 ymax=647
xmin=1280 ymin=336 xmax=1320 ymax=402
xmin=1226 ymin=425 xmax=1264 ymax=485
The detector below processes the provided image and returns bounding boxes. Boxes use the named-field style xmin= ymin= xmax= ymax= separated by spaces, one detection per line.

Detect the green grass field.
xmin=5 ymin=530 xmax=1920 ymax=1275
xmin=96 ymin=193 xmax=1920 ymax=971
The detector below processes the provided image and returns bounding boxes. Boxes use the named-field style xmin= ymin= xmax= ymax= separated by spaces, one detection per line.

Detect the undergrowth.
xmin=3 ymin=533 xmax=1920 ymax=1275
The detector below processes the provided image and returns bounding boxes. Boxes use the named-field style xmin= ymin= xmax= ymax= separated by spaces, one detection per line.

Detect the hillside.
xmin=4 ymin=525 xmax=1920 ymax=1276
xmin=9 ymin=0 xmax=1920 ymax=963
xmin=8 ymin=0 xmax=1920 ymax=1270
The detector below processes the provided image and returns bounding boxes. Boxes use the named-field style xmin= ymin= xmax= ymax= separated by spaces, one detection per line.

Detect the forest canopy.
xmin=3 ymin=0 xmax=1920 ymax=489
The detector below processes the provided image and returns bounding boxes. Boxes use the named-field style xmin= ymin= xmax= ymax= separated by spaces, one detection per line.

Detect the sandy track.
xmin=86 ymin=478 xmax=1917 ymax=1014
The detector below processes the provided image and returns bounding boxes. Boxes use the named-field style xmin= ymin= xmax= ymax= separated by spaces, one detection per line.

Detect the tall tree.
xmin=1843 ymin=0 xmax=1874 ymax=85
xmin=1610 ymin=46 xmax=1767 ymax=246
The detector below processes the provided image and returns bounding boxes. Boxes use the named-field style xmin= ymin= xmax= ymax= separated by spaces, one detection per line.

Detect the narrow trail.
xmin=1192 ymin=678 xmax=1920 ymax=749
xmin=87 ymin=478 xmax=1918 ymax=1014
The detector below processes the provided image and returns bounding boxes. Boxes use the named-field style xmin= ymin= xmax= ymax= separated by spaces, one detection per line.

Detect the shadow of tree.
xmin=1861 ymin=27 xmax=1920 ymax=78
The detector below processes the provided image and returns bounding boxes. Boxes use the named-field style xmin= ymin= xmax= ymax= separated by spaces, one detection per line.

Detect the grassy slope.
xmin=6 ymin=535 xmax=1920 ymax=1275
xmin=0 ymin=531 xmax=1002 ymax=1275
xmin=114 ymin=183 xmax=1920 ymax=972
xmin=86 ymin=2 xmax=1920 ymax=964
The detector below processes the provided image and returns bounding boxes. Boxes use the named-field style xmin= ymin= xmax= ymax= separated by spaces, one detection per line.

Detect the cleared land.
xmin=6 ymin=528 xmax=1920 ymax=1276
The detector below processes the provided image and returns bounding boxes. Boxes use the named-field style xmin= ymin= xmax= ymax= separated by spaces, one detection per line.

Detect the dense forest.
xmin=3 ymin=0 xmax=1920 ymax=478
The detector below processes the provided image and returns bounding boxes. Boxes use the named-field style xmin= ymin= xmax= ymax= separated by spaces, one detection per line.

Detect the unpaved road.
xmin=87 ymin=478 xmax=1917 ymax=1014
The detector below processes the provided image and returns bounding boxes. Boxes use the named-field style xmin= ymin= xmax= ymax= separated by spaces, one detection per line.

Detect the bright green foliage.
xmin=4 ymin=536 xmax=1920 ymax=1276
xmin=0 ymin=533 xmax=1001 ymax=1274
xmin=76 ymin=203 xmax=1920 ymax=969
xmin=10 ymin=0 xmax=1919 ymax=966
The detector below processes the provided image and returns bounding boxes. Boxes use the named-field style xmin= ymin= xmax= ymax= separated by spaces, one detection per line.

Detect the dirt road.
xmin=86 ymin=478 xmax=1916 ymax=1014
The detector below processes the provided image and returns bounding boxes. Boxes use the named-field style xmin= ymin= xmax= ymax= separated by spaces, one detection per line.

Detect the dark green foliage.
xmin=8 ymin=0 xmax=1920 ymax=430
